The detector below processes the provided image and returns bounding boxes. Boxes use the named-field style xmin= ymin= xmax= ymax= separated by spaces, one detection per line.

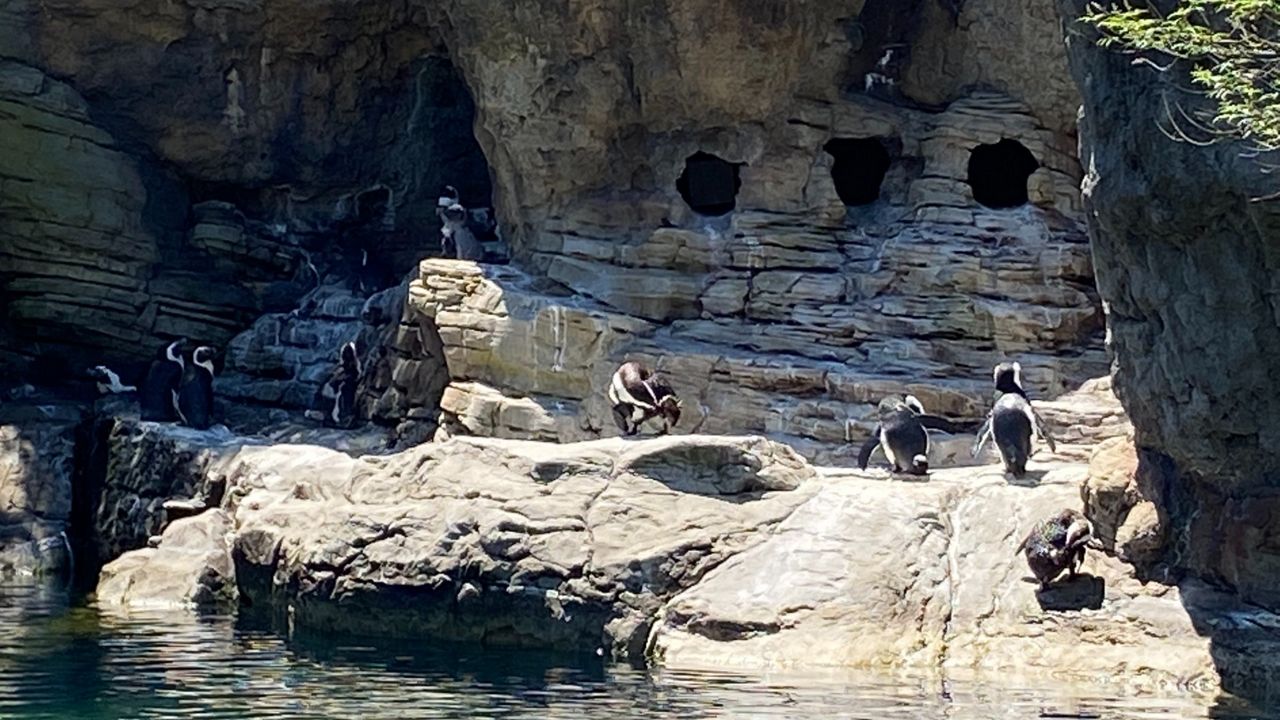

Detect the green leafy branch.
xmin=1082 ymin=1 xmax=1280 ymax=153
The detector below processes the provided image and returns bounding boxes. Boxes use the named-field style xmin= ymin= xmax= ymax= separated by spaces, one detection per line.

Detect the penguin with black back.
xmin=607 ymin=360 xmax=682 ymax=436
xmin=1017 ymin=508 xmax=1092 ymax=589
xmin=972 ymin=361 xmax=1057 ymax=477
xmin=308 ymin=342 xmax=361 ymax=428
xmin=176 ymin=346 xmax=217 ymax=429
xmin=440 ymin=203 xmax=484 ymax=261
xmin=857 ymin=395 xmax=963 ymax=475
xmin=140 ymin=339 xmax=186 ymax=421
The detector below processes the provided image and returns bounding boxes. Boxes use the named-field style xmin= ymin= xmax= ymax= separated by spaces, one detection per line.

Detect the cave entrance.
xmin=824 ymin=137 xmax=891 ymax=206
xmin=677 ymin=152 xmax=742 ymax=216
xmin=967 ymin=139 xmax=1039 ymax=209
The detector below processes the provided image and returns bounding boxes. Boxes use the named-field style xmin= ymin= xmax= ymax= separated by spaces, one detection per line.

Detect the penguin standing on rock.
xmin=307 ymin=342 xmax=361 ymax=428
xmin=140 ymin=339 xmax=186 ymax=421
xmin=1017 ymin=509 xmax=1092 ymax=589
xmin=176 ymin=346 xmax=217 ymax=429
xmin=440 ymin=203 xmax=484 ymax=261
xmin=857 ymin=395 xmax=962 ymax=475
xmin=972 ymin=361 xmax=1057 ymax=477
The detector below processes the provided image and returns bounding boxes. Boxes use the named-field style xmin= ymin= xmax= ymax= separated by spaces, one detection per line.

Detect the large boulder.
xmin=93 ymin=419 xmax=1280 ymax=696
xmin=97 ymin=510 xmax=236 ymax=609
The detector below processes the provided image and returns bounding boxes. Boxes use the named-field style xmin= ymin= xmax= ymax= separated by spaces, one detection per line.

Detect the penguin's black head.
xmin=992 ymin=361 xmax=1024 ymax=395
xmin=658 ymin=395 xmax=682 ymax=428
xmin=161 ymin=339 xmax=187 ymax=363
xmin=439 ymin=185 xmax=460 ymax=206
xmin=876 ymin=395 xmax=917 ymax=420
xmin=85 ymin=365 xmax=111 ymax=383
xmin=340 ymin=342 xmax=359 ymax=367
xmin=192 ymin=346 xmax=217 ymax=374
xmin=442 ymin=203 xmax=467 ymax=223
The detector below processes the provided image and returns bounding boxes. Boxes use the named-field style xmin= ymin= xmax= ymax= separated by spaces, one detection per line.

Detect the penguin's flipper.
xmin=1031 ymin=407 xmax=1058 ymax=453
xmin=857 ymin=428 xmax=881 ymax=471
xmin=972 ymin=417 xmax=992 ymax=458
xmin=917 ymin=414 xmax=962 ymax=434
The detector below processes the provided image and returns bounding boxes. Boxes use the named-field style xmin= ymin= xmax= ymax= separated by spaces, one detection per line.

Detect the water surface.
xmin=0 ymin=580 xmax=1268 ymax=719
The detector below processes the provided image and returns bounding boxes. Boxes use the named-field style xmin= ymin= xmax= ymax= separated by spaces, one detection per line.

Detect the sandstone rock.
xmin=97 ymin=510 xmax=236 ymax=609
xmin=89 ymin=420 xmax=1280 ymax=696
xmin=1083 ymin=435 xmax=1141 ymax=549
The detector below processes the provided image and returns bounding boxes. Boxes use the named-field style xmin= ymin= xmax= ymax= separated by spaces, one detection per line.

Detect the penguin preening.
xmin=972 ymin=361 xmax=1057 ymax=476
xmin=857 ymin=395 xmax=962 ymax=475
xmin=1017 ymin=509 xmax=1092 ymax=589
xmin=140 ymin=339 xmax=186 ymax=422
xmin=87 ymin=365 xmax=137 ymax=395
xmin=440 ymin=203 xmax=484 ymax=261
xmin=307 ymin=341 xmax=361 ymax=429
xmin=176 ymin=346 xmax=217 ymax=430
xmin=608 ymin=361 xmax=681 ymax=436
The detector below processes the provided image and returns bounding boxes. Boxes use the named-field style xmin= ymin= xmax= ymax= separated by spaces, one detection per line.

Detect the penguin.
xmin=86 ymin=365 xmax=138 ymax=395
xmin=438 ymin=185 xmax=460 ymax=213
xmin=307 ymin=342 xmax=361 ymax=428
xmin=140 ymin=339 xmax=186 ymax=421
xmin=972 ymin=361 xmax=1057 ymax=477
xmin=857 ymin=395 xmax=962 ymax=475
xmin=1017 ymin=509 xmax=1092 ymax=589
xmin=607 ymin=360 xmax=681 ymax=436
xmin=440 ymin=203 xmax=484 ymax=261
xmin=176 ymin=346 xmax=216 ymax=430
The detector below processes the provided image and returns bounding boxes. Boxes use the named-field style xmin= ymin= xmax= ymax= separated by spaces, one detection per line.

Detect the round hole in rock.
xmin=824 ymin=138 xmax=892 ymax=206
xmin=967 ymin=139 xmax=1040 ymax=209
xmin=677 ymin=152 xmax=742 ymax=216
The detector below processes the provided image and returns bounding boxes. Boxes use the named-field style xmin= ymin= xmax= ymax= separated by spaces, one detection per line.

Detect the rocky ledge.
xmin=90 ymin=419 xmax=1280 ymax=698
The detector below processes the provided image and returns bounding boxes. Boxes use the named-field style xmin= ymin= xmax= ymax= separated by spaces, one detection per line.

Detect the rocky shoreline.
xmin=0 ymin=408 xmax=1237 ymax=699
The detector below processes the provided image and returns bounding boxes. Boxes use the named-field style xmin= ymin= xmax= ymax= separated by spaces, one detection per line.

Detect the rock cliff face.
xmin=1 ymin=0 xmax=1103 ymax=421
xmin=0 ymin=3 xmax=489 ymax=374
xmin=4 ymin=0 xmax=1277 ymax=702
xmin=1055 ymin=1 xmax=1280 ymax=611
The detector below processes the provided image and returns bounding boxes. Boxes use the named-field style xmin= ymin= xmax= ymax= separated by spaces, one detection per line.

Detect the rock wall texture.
xmin=0 ymin=403 xmax=78 ymax=576
xmin=0 ymin=2 xmax=489 ymax=375
xmin=1056 ymin=2 xmax=1280 ymax=611
xmin=90 ymin=416 xmax=1280 ymax=698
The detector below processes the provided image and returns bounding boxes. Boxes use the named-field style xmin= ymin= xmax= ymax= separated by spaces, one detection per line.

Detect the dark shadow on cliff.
xmin=1033 ymin=573 xmax=1104 ymax=611
xmin=1113 ymin=447 xmax=1280 ymax=703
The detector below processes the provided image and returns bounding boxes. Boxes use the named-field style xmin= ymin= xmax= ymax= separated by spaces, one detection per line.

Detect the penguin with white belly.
xmin=857 ymin=395 xmax=963 ymax=475
xmin=176 ymin=346 xmax=217 ymax=430
xmin=307 ymin=342 xmax=361 ymax=429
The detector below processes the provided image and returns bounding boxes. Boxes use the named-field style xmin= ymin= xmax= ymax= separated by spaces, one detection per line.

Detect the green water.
xmin=0 ymin=580 xmax=1269 ymax=719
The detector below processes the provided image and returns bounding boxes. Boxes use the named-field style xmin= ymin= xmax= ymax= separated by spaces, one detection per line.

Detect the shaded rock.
xmin=1057 ymin=0 xmax=1280 ymax=614
xmin=97 ymin=510 xmax=236 ymax=609
xmin=0 ymin=403 xmax=80 ymax=577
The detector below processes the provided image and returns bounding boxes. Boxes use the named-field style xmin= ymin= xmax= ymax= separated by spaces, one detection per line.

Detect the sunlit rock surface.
xmin=91 ymin=411 xmax=1280 ymax=697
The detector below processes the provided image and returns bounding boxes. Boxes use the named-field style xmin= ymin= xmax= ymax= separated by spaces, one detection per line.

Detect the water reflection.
xmin=0 ymin=580 xmax=1271 ymax=719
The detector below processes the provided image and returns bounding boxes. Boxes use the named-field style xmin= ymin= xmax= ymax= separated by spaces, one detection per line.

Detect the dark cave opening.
xmin=677 ymin=152 xmax=742 ymax=216
xmin=967 ymin=138 xmax=1039 ymax=209
xmin=824 ymin=137 xmax=892 ymax=206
